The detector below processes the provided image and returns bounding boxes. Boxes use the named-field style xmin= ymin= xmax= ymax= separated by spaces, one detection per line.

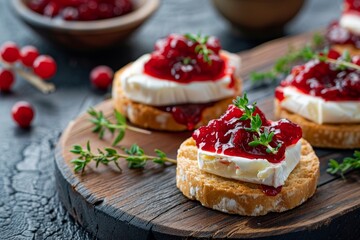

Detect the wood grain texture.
xmin=55 ymin=98 xmax=360 ymax=240
xmin=0 ymin=1 xmax=344 ymax=239
xmin=55 ymin=31 xmax=359 ymax=239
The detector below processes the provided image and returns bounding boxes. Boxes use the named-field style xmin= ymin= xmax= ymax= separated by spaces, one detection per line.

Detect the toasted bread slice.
xmin=112 ymin=64 xmax=241 ymax=131
xmin=275 ymin=100 xmax=360 ymax=149
xmin=332 ymin=44 xmax=360 ymax=56
xmin=176 ymin=137 xmax=319 ymax=216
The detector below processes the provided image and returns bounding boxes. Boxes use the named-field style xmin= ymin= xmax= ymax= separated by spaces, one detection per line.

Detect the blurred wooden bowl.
xmin=12 ymin=0 xmax=159 ymax=50
xmin=212 ymin=0 xmax=305 ymax=38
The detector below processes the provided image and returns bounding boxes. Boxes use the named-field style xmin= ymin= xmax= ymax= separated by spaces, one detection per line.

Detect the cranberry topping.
xmin=344 ymin=0 xmax=360 ymax=13
xmin=274 ymin=88 xmax=285 ymax=102
xmin=326 ymin=21 xmax=360 ymax=48
xmin=26 ymin=0 xmax=133 ymax=21
xmin=144 ymin=34 xmax=230 ymax=83
xmin=157 ymin=102 xmax=215 ymax=131
xmin=192 ymin=104 xmax=302 ymax=163
xmin=261 ymin=185 xmax=282 ymax=196
xmin=277 ymin=50 xmax=360 ymax=101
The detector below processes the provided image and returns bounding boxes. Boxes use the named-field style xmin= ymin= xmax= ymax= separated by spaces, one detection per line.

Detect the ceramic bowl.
xmin=12 ymin=0 xmax=160 ymax=50
xmin=212 ymin=0 xmax=305 ymax=38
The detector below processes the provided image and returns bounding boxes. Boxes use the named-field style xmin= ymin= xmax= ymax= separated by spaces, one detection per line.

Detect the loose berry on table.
xmin=90 ymin=65 xmax=114 ymax=90
xmin=12 ymin=101 xmax=35 ymax=128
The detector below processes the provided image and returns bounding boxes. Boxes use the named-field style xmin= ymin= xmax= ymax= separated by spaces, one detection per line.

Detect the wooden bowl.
xmin=212 ymin=0 xmax=305 ymax=39
xmin=11 ymin=0 xmax=160 ymax=50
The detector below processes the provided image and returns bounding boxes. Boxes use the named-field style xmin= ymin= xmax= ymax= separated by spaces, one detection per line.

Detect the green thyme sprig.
xmin=70 ymin=141 xmax=176 ymax=173
xmin=184 ymin=33 xmax=213 ymax=64
xmin=233 ymin=93 xmax=282 ymax=154
xmin=250 ymin=33 xmax=326 ymax=83
xmin=318 ymin=50 xmax=360 ymax=71
xmin=292 ymin=47 xmax=360 ymax=71
xmin=88 ymin=108 xmax=151 ymax=146
xmin=327 ymin=151 xmax=360 ymax=177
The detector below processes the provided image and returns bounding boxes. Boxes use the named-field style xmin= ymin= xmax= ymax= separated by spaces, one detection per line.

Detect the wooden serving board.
xmin=55 ymin=31 xmax=360 ymax=240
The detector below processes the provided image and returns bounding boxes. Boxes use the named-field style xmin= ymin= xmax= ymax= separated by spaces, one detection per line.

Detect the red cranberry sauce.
xmin=344 ymin=0 xmax=360 ymax=14
xmin=326 ymin=21 xmax=360 ymax=47
xmin=157 ymin=102 xmax=215 ymax=131
xmin=261 ymin=185 xmax=282 ymax=196
xmin=192 ymin=105 xmax=302 ymax=163
xmin=27 ymin=0 xmax=133 ymax=21
xmin=276 ymin=50 xmax=360 ymax=101
xmin=144 ymin=34 xmax=231 ymax=83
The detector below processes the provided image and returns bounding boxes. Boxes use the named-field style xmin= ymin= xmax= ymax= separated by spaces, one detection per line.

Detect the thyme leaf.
xmin=250 ymin=33 xmax=326 ymax=84
xmin=327 ymin=151 xmax=360 ymax=177
xmin=184 ymin=33 xmax=213 ymax=64
xmin=233 ymin=93 xmax=282 ymax=154
xmin=88 ymin=108 xmax=151 ymax=146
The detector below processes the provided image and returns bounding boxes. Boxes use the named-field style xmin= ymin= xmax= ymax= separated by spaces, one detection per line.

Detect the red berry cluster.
xmin=280 ymin=50 xmax=360 ymax=101
xmin=144 ymin=34 xmax=225 ymax=82
xmin=27 ymin=0 xmax=133 ymax=21
xmin=0 ymin=42 xmax=57 ymax=92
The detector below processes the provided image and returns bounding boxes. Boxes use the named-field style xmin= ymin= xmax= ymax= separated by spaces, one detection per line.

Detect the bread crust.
xmin=112 ymin=64 xmax=242 ymax=131
xmin=332 ymin=44 xmax=360 ymax=56
xmin=274 ymin=100 xmax=360 ymax=149
xmin=176 ymin=137 xmax=319 ymax=216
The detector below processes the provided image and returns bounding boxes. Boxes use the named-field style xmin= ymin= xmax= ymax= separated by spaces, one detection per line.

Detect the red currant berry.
xmin=61 ymin=7 xmax=79 ymax=21
xmin=78 ymin=1 xmax=98 ymax=21
xmin=98 ymin=3 xmax=114 ymax=19
xmin=59 ymin=0 xmax=83 ymax=7
xmin=90 ymin=65 xmax=114 ymax=90
xmin=27 ymin=0 xmax=50 ymax=14
xmin=114 ymin=0 xmax=133 ymax=14
xmin=33 ymin=55 xmax=57 ymax=79
xmin=44 ymin=1 xmax=61 ymax=17
xmin=20 ymin=46 xmax=40 ymax=67
xmin=0 ymin=42 xmax=20 ymax=63
xmin=0 ymin=68 xmax=15 ymax=92
xmin=12 ymin=101 xmax=35 ymax=128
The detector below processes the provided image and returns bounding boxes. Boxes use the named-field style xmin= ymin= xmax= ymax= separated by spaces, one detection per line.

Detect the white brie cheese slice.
xmin=340 ymin=12 xmax=360 ymax=35
xmin=197 ymin=141 xmax=301 ymax=188
xmin=279 ymin=86 xmax=360 ymax=124
xmin=117 ymin=51 xmax=240 ymax=106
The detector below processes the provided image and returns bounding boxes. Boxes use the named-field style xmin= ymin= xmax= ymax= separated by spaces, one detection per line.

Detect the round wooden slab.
xmin=55 ymin=99 xmax=360 ymax=240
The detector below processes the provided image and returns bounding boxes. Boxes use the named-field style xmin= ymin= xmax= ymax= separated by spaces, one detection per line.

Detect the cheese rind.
xmin=197 ymin=141 xmax=302 ymax=188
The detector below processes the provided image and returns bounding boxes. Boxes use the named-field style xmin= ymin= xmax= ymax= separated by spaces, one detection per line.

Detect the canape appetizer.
xmin=275 ymin=50 xmax=360 ymax=148
xmin=176 ymin=94 xmax=319 ymax=216
xmin=112 ymin=33 xmax=241 ymax=131
xmin=327 ymin=0 xmax=360 ymax=55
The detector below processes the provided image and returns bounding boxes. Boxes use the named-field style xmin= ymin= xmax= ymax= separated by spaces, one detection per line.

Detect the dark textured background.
xmin=0 ymin=0 xmax=341 ymax=239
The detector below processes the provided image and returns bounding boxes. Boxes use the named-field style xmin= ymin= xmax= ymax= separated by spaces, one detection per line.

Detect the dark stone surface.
xmin=0 ymin=0 xmax=341 ymax=239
